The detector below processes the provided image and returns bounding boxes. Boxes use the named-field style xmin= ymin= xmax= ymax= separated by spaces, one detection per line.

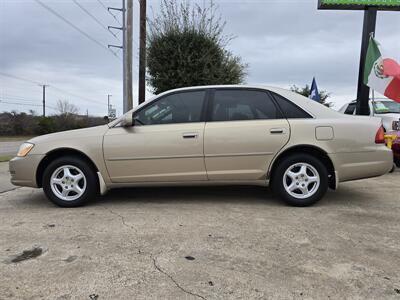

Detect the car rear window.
xmin=272 ymin=93 xmax=313 ymax=119
xmin=344 ymin=103 xmax=356 ymax=115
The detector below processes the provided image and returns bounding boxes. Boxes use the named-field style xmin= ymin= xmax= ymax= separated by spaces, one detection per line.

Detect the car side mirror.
xmin=120 ymin=113 xmax=133 ymax=127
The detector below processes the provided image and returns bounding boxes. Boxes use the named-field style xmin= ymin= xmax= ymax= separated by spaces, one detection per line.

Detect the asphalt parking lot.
xmin=0 ymin=162 xmax=399 ymax=300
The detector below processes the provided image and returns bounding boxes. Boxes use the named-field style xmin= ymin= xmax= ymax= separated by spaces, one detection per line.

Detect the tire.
xmin=395 ymin=160 xmax=400 ymax=168
xmin=42 ymin=156 xmax=98 ymax=207
xmin=272 ymin=153 xmax=329 ymax=207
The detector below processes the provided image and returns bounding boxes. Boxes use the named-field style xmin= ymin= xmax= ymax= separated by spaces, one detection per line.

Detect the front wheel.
xmin=42 ymin=156 xmax=98 ymax=207
xmin=272 ymin=154 xmax=328 ymax=207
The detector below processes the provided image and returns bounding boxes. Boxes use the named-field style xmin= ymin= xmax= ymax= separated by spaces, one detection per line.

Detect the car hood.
xmin=29 ymin=125 xmax=109 ymax=144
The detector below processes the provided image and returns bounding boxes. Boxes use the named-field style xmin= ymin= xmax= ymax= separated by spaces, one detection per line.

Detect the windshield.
xmin=373 ymin=101 xmax=400 ymax=114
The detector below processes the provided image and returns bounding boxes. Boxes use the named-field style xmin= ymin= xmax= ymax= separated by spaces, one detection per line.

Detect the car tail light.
xmin=375 ymin=126 xmax=385 ymax=144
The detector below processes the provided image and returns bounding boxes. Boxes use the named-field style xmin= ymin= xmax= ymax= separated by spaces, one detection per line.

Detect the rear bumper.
xmin=9 ymin=155 xmax=45 ymax=188
xmin=330 ymin=147 xmax=393 ymax=183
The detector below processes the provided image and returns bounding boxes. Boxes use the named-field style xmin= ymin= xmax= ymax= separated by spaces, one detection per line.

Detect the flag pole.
xmin=369 ymin=31 xmax=376 ymax=117
xmin=371 ymin=89 xmax=375 ymax=116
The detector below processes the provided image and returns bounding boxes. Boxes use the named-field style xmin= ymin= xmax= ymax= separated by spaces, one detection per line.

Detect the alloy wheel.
xmin=50 ymin=165 xmax=87 ymax=201
xmin=283 ymin=162 xmax=320 ymax=199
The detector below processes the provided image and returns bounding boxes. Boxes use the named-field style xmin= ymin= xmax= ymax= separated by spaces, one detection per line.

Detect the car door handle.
xmin=182 ymin=132 xmax=198 ymax=139
xmin=270 ymin=128 xmax=285 ymax=134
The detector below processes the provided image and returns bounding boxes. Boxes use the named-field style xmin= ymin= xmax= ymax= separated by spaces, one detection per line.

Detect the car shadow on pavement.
xmin=96 ymin=185 xmax=284 ymax=207
xmin=10 ymin=184 xmax=375 ymax=208
xmin=319 ymin=185 xmax=377 ymax=207
xmin=95 ymin=185 xmax=373 ymax=208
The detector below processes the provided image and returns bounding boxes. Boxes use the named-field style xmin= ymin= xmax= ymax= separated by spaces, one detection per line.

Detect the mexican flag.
xmin=364 ymin=37 xmax=400 ymax=103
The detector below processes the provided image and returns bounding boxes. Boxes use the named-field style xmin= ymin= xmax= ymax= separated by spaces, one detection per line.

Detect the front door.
xmin=204 ymin=89 xmax=290 ymax=180
xmin=104 ymin=90 xmax=207 ymax=183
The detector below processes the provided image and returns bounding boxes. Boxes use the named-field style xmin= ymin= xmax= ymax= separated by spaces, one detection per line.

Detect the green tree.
xmin=147 ymin=0 xmax=247 ymax=94
xmin=290 ymin=84 xmax=333 ymax=107
xmin=36 ymin=117 xmax=56 ymax=135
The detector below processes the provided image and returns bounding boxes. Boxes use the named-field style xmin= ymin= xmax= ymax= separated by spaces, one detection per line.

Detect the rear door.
xmin=204 ymin=88 xmax=290 ymax=180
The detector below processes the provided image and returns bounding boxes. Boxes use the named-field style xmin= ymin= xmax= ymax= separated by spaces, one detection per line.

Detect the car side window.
xmin=133 ymin=90 xmax=206 ymax=125
xmin=344 ymin=103 xmax=356 ymax=115
xmin=272 ymin=93 xmax=313 ymax=119
xmin=211 ymin=90 xmax=283 ymax=121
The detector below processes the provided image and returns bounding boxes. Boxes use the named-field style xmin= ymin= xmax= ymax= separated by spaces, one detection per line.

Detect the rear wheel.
xmin=42 ymin=156 xmax=98 ymax=207
xmin=272 ymin=154 xmax=328 ymax=206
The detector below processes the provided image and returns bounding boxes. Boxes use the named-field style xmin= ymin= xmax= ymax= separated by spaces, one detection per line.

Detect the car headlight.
xmin=17 ymin=142 xmax=35 ymax=157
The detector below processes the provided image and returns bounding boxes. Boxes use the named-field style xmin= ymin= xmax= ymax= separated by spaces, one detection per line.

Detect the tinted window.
xmin=273 ymin=94 xmax=313 ymax=119
xmin=344 ymin=103 xmax=356 ymax=115
xmin=211 ymin=90 xmax=282 ymax=121
xmin=133 ymin=91 xmax=205 ymax=125
xmin=373 ymin=101 xmax=400 ymax=114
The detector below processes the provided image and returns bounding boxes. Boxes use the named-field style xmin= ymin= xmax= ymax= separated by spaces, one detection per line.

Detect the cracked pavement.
xmin=0 ymin=166 xmax=399 ymax=299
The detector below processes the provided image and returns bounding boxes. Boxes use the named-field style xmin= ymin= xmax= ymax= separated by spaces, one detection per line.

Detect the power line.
xmin=0 ymin=72 xmax=105 ymax=105
xmin=72 ymin=0 xmax=120 ymax=41
xmin=96 ymin=0 xmax=108 ymax=11
xmin=0 ymin=95 xmax=41 ymax=102
xmin=0 ymin=99 xmax=57 ymax=110
xmin=33 ymin=0 xmax=118 ymax=59
xmin=0 ymin=71 xmax=41 ymax=85
xmin=97 ymin=0 xmax=122 ymax=26
xmin=50 ymin=86 xmax=104 ymax=105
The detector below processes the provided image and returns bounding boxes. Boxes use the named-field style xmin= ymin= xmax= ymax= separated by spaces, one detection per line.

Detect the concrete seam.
xmin=152 ymin=256 xmax=206 ymax=300
xmin=0 ymin=187 xmax=21 ymax=195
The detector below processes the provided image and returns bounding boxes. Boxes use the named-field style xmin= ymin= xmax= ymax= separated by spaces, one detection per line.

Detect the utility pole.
xmin=40 ymin=84 xmax=48 ymax=117
xmin=138 ymin=0 xmax=146 ymax=104
xmin=126 ymin=0 xmax=133 ymax=111
xmin=108 ymin=0 xmax=133 ymax=113
xmin=108 ymin=0 xmax=129 ymax=113
xmin=107 ymin=94 xmax=112 ymax=116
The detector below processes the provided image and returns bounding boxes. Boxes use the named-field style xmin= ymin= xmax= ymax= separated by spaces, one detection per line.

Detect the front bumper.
xmin=9 ymin=154 xmax=45 ymax=188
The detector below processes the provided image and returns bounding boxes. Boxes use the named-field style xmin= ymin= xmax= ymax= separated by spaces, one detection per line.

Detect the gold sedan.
xmin=9 ymin=86 xmax=393 ymax=207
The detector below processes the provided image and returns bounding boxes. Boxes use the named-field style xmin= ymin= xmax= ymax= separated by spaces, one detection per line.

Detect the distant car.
xmin=338 ymin=99 xmax=400 ymax=132
xmin=9 ymin=85 xmax=392 ymax=207
xmin=389 ymin=131 xmax=400 ymax=167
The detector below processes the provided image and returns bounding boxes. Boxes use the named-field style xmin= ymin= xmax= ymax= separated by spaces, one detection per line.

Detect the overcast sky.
xmin=0 ymin=0 xmax=399 ymax=116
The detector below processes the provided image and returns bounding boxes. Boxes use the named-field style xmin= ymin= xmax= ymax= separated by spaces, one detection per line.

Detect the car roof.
xmin=155 ymin=85 xmax=341 ymax=118
xmin=109 ymin=85 xmax=342 ymax=127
